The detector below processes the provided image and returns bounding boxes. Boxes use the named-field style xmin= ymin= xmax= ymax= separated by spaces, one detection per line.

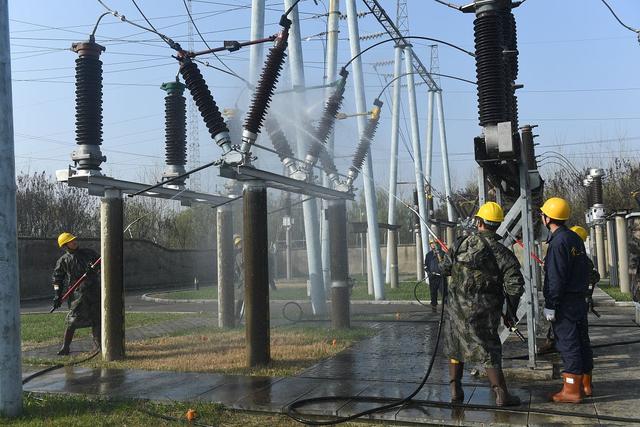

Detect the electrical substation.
xmin=2 ymin=0 xmax=640 ymax=425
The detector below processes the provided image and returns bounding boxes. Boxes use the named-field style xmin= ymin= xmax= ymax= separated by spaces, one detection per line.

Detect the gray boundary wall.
xmin=19 ymin=238 xmax=215 ymax=300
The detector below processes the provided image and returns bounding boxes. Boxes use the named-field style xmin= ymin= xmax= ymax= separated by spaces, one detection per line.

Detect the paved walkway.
xmin=22 ymin=298 xmax=640 ymax=426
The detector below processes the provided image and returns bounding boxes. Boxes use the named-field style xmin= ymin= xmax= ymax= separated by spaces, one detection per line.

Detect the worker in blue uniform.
xmin=540 ymin=197 xmax=593 ymax=403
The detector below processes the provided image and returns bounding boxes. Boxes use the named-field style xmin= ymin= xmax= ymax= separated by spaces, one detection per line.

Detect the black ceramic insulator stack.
xmin=503 ymin=10 xmax=519 ymax=130
xmin=244 ymin=35 xmax=288 ymax=135
xmin=75 ymin=54 xmax=103 ymax=148
xmin=350 ymin=117 xmax=380 ymax=172
xmin=264 ymin=118 xmax=295 ymax=164
xmin=164 ymin=90 xmax=187 ymax=167
xmin=590 ymin=176 xmax=603 ymax=205
xmin=310 ymin=80 xmax=347 ymax=160
xmin=179 ymin=59 xmax=229 ymax=141
xmin=318 ymin=147 xmax=338 ymax=176
xmin=585 ymin=181 xmax=594 ymax=208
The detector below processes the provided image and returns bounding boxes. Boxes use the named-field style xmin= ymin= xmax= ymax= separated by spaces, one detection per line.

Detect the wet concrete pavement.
xmin=21 ymin=289 xmax=640 ymax=426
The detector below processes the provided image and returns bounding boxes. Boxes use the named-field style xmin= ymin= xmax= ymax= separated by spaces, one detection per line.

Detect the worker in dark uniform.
xmin=540 ymin=197 xmax=593 ymax=403
xmin=539 ymin=225 xmax=600 ymax=356
xmin=52 ymin=232 xmax=101 ymax=355
xmin=233 ymin=234 xmax=244 ymax=321
xmin=440 ymin=202 xmax=524 ymax=407
xmin=424 ymin=239 xmax=446 ymax=311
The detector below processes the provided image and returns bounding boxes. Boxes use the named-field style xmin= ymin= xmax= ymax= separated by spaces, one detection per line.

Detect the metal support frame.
xmin=0 ymin=0 xmax=22 ymax=413
xmin=101 ymin=189 xmax=125 ymax=361
xmin=345 ymin=0 xmax=385 ymax=300
xmin=285 ymin=0 xmax=327 ymax=314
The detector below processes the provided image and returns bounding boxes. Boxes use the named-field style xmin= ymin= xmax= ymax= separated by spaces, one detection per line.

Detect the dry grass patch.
xmin=88 ymin=326 xmax=374 ymax=376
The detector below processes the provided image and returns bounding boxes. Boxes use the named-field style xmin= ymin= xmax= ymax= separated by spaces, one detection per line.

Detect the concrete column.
xmin=606 ymin=218 xmax=618 ymax=286
xmin=217 ymin=203 xmax=235 ymax=328
xmin=595 ymin=224 xmax=607 ymax=278
xmin=0 ymin=0 xmax=22 ymax=413
xmin=101 ymin=189 xmax=125 ymax=361
xmin=329 ymin=200 xmax=350 ymax=329
xmin=243 ymin=181 xmax=270 ymax=366
xmin=388 ymin=230 xmax=399 ymax=289
xmin=366 ymin=237 xmax=373 ymax=295
xmin=615 ymin=215 xmax=631 ymax=294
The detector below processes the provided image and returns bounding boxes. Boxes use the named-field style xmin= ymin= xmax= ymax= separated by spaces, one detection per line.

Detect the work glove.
xmin=543 ymin=308 xmax=556 ymax=322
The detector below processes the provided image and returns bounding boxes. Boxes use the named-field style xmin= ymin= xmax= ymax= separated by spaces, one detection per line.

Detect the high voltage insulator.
xmin=263 ymin=117 xmax=307 ymax=181
xmin=345 ymin=99 xmax=383 ymax=188
xmin=179 ymin=57 xmax=239 ymax=163
xmin=71 ymin=40 xmax=106 ymax=173
xmin=241 ymin=17 xmax=291 ymax=160
xmin=160 ymin=80 xmax=187 ymax=186
xmin=589 ymin=168 xmax=605 ymax=206
xmin=305 ymin=68 xmax=349 ymax=168
xmin=584 ymin=177 xmax=594 ymax=210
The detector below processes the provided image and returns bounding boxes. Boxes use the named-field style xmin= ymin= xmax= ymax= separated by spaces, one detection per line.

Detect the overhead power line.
xmin=599 ymin=0 xmax=640 ymax=39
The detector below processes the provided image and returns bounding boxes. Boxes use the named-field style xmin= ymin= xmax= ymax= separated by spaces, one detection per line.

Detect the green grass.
xmin=3 ymin=393 xmax=332 ymax=426
xmin=21 ymin=312 xmax=193 ymax=347
xmin=598 ymin=283 xmax=633 ymax=302
xmin=157 ymin=278 xmax=432 ymax=302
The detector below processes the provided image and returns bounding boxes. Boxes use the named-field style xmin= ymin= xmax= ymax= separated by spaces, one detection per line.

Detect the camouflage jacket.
xmin=440 ymin=231 xmax=524 ymax=368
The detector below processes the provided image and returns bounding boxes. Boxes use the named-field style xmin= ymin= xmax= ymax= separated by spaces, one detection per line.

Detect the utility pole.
xmin=606 ymin=217 xmax=619 ymax=286
xmin=385 ymin=0 xmax=404 ymax=288
xmin=284 ymin=0 xmax=327 ymax=314
xmin=413 ymin=189 xmax=424 ymax=280
xmin=217 ymin=203 xmax=235 ymax=328
xmin=322 ymin=0 xmax=340 ymax=293
xmin=249 ymin=0 xmax=265 ymax=86
xmin=0 ymin=0 xmax=23 ymax=414
xmin=101 ymin=189 xmax=125 ymax=361
xmin=186 ymin=0 xmax=201 ymax=191
xmin=243 ymin=181 xmax=270 ymax=366
xmin=424 ymin=45 xmax=438 ymax=227
xmin=345 ymin=0 xmax=385 ymax=300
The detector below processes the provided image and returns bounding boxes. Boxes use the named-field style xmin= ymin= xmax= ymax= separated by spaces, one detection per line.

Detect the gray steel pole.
xmin=243 ymin=181 xmax=270 ymax=366
xmin=284 ymin=0 xmax=327 ymax=314
xmin=345 ymin=0 xmax=385 ymax=300
xmin=367 ymin=238 xmax=374 ymax=295
xmin=595 ymin=224 xmax=607 ymax=277
xmin=285 ymin=224 xmax=292 ymax=280
xmin=435 ymin=90 xmax=456 ymax=222
xmin=217 ymin=203 xmax=235 ymax=328
xmin=248 ymin=0 xmax=265 ymax=86
xmin=0 ymin=0 xmax=22 ymax=413
xmin=101 ymin=189 xmax=125 ymax=361
xmin=329 ymin=199 xmax=350 ymax=328
xmin=404 ymin=47 xmax=429 ymax=258
xmin=385 ymin=45 xmax=402 ymax=286
xmin=424 ymin=90 xmax=435 ymax=221
xmin=615 ymin=214 xmax=631 ymax=294
xmin=322 ymin=0 xmax=340 ymax=293
xmin=413 ymin=189 xmax=424 ymax=280
xmin=606 ymin=218 xmax=618 ymax=286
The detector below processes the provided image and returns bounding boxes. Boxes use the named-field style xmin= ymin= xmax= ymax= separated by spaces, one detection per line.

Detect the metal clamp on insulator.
xmin=215 ymin=131 xmax=243 ymax=165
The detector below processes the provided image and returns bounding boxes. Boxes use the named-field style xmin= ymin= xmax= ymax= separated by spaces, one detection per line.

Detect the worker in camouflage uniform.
xmin=233 ymin=234 xmax=244 ymax=321
xmin=52 ymin=232 xmax=101 ymax=355
xmin=440 ymin=202 xmax=524 ymax=407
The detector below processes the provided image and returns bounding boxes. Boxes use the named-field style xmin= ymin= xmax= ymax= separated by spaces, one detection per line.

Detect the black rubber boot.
xmin=91 ymin=325 xmax=101 ymax=352
xmin=486 ymin=367 xmax=521 ymax=407
xmin=57 ymin=327 xmax=75 ymax=355
xmin=449 ymin=361 xmax=464 ymax=403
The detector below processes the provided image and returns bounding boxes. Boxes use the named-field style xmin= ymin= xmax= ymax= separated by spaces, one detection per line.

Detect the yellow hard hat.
xmin=57 ymin=232 xmax=76 ymax=248
xmin=570 ymin=226 xmax=589 ymax=242
xmin=475 ymin=202 xmax=504 ymax=223
xmin=233 ymin=234 xmax=242 ymax=246
xmin=541 ymin=197 xmax=570 ymax=220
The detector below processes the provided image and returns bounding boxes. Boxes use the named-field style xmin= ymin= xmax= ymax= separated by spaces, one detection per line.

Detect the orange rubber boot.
xmin=552 ymin=373 xmax=584 ymax=403
xmin=582 ymin=372 xmax=592 ymax=397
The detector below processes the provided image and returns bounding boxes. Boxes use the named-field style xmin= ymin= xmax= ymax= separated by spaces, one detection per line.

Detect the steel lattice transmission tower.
xmin=396 ymin=0 xmax=408 ymax=36
xmin=429 ymin=44 xmax=441 ymax=88
xmin=186 ymin=0 xmax=201 ymax=191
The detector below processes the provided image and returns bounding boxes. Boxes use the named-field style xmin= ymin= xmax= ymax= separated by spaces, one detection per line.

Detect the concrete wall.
xmin=19 ymin=238 xmax=216 ymax=300
xmin=278 ymin=244 xmax=421 ymax=278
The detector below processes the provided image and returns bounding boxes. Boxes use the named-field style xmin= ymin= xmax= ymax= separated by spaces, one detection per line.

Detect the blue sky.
xmin=8 ymin=0 xmax=640 ymax=201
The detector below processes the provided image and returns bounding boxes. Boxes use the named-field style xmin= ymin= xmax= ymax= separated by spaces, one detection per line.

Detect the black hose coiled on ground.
xmin=179 ymin=58 xmax=229 ymax=141
xmin=244 ymin=21 xmax=291 ymax=136
xmin=264 ymin=117 xmax=296 ymax=163
xmin=162 ymin=84 xmax=187 ymax=168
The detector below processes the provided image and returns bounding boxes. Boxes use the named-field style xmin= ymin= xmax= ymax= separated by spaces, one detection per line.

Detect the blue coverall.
xmin=543 ymin=225 xmax=593 ymax=374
